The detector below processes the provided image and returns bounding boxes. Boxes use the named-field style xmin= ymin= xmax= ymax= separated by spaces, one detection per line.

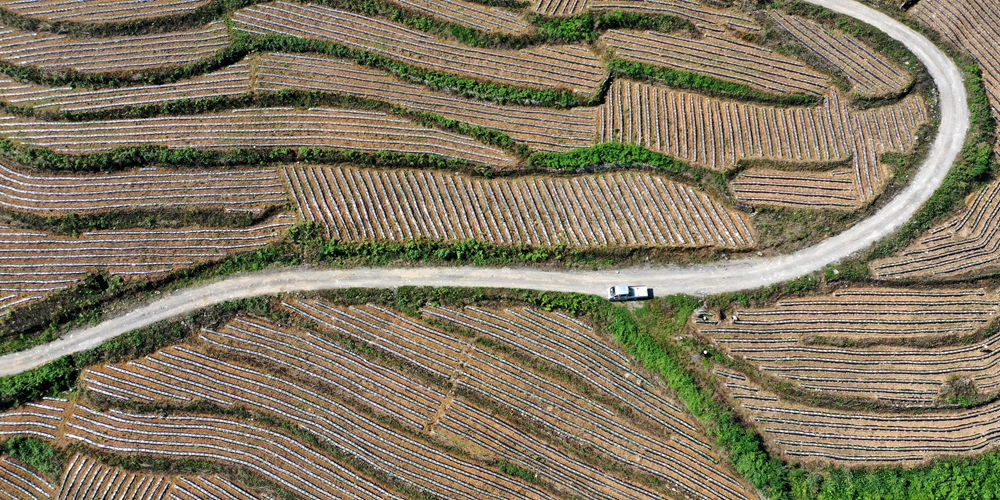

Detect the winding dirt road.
xmin=0 ymin=0 xmax=969 ymax=377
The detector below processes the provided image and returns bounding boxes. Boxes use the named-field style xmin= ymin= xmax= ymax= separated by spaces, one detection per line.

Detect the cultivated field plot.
xmin=718 ymin=370 xmax=1000 ymax=465
xmin=912 ymin=0 xmax=1000 ymax=142
xmin=231 ymin=2 xmax=607 ymax=95
xmin=601 ymin=80 xmax=928 ymax=207
xmin=0 ymin=302 xmax=762 ymax=499
xmin=255 ymin=53 xmax=600 ymax=152
xmin=865 ymin=0 xmax=1000 ymax=280
xmin=0 ymin=0 xmax=212 ymax=23
xmin=0 ymin=52 xmax=598 ymax=152
xmin=697 ymin=287 xmax=1000 ymax=405
xmin=0 ymin=20 xmax=230 ymax=73
xmin=0 ymin=161 xmax=286 ymax=215
xmin=0 ymin=455 xmax=53 ymax=500
xmin=0 ymin=217 xmax=293 ymax=315
xmin=391 ymin=0 xmax=532 ymax=34
xmin=870 ymin=177 xmax=1000 ymax=279
xmin=599 ymin=29 xmax=831 ymax=96
xmin=285 ymin=166 xmax=756 ymax=248
xmin=53 ymin=454 xmax=264 ymax=500
xmin=770 ymin=11 xmax=911 ymax=98
xmin=0 ymin=61 xmax=253 ymax=115
xmin=0 ymin=108 xmax=517 ymax=166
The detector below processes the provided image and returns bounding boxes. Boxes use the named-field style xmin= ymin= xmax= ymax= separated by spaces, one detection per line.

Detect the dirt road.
xmin=0 ymin=0 xmax=969 ymax=377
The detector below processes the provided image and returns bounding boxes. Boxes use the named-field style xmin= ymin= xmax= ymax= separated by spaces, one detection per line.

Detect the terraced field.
xmin=0 ymin=0 xmax=963 ymax=496
xmin=286 ymin=166 xmax=756 ymax=248
xmin=601 ymin=80 xmax=928 ymax=207
xmin=0 ymin=20 xmax=231 ymax=73
xmin=0 ymin=302 xmax=754 ymax=499
xmin=232 ymin=2 xmax=607 ymax=95
xmin=0 ymin=108 xmax=518 ymax=166
xmin=769 ymin=11 xmax=911 ymax=98
xmin=601 ymin=29 xmax=831 ymax=96
xmin=719 ymin=371 xmax=1000 ymax=465
xmin=698 ymin=287 xmax=1000 ymax=405
xmin=0 ymin=0 xmax=212 ymax=23
xmin=867 ymin=0 xmax=1000 ymax=279
xmin=0 ymin=161 xmax=286 ymax=214
xmin=0 ymin=216 xmax=294 ymax=315
xmin=695 ymin=284 xmax=1000 ymax=466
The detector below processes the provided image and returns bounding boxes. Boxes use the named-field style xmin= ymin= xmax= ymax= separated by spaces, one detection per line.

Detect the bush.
xmin=0 ymin=437 xmax=61 ymax=478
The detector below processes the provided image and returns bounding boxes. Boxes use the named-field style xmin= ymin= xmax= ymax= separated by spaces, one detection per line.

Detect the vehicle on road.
xmin=608 ymin=285 xmax=653 ymax=302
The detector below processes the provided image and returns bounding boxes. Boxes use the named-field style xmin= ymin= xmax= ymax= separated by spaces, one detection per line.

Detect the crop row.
xmin=727 ymin=376 xmax=1000 ymax=465
xmin=600 ymin=29 xmax=830 ymax=95
xmin=588 ymin=0 xmax=760 ymax=33
xmin=0 ymin=456 xmax=51 ymax=500
xmin=2 ymin=62 xmax=252 ymax=114
xmin=446 ymin=323 xmax=748 ymax=499
xmin=423 ymin=306 xmax=727 ymax=447
xmin=702 ymin=287 xmax=1000 ymax=403
xmin=601 ymin=80 xmax=928 ymax=208
xmin=256 ymin=52 xmax=599 ymax=152
xmin=871 ymin=177 xmax=1000 ymax=278
xmin=83 ymin=315 xmax=547 ymax=499
xmin=232 ymin=1 xmax=607 ymax=94
xmin=0 ymin=107 xmax=517 ymax=166
xmin=700 ymin=286 xmax=1000 ymax=339
xmin=912 ymin=0 xmax=1000 ymax=126
xmin=0 ymin=0 xmax=212 ymax=23
xmin=873 ymin=0 xmax=1000 ymax=279
xmin=0 ymin=20 xmax=230 ymax=73
xmin=285 ymin=166 xmax=755 ymax=248
xmin=0 ymin=160 xmax=286 ymax=215
xmin=0 ymin=397 xmax=68 ymax=441
xmin=282 ymin=299 xmax=466 ymax=379
xmin=169 ymin=475 xmax=263 ymax=500
xmin=394 ymin=0 xmax=531 ymax=34
xmin=284 ymin=300 xmax=750 ymax=499
xmin=422 ymin=306 xmax=710 ymax=444
xmin=770 ymin=11 xmax=911 ymax=97
xmin=66 ymin=404 xmax=410 ymax=500
xmin=202 ymin=318 xmax=449 ymax=429
xmin=0 ymin=218 xmax=292 ymax=314
xmin=57 ymin=454 xmax=173 ymax=500
xmin=0 ymin=50 xmax=598 ymax=152
xmin=437 ymin=398 xmax=664 ymax=500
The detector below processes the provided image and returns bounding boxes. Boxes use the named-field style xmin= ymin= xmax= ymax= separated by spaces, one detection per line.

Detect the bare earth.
xmin=0 ymin=0 xmax=969 ymax=377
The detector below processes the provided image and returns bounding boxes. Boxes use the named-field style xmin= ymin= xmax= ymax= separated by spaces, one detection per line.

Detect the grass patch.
xmin=607 ymin=59 xmax=820 ymax=106
xmin=0 ymin=437 xmax=62 ymax=479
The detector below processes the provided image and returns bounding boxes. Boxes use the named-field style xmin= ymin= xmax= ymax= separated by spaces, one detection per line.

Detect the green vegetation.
xmin=0 ymin=140 xmax=481 ymax=174
xmin=0 ymin=437 xmax=62 ymax=479
xmin=528 ymin=142 xmax=730 ymax=199
xmin=607 ymin=297 xmax=791 ymax=498
xmin=790 ymin=454 xmax=1000 ymax=499
xmin=608 ymin=59 xmax=820 ymax=106
xmin=3 ymin=206 xmax=276 ymax=236
xmin=531 ymin=10 xmax=695 ymax=43
xmin=496 ymin=459 xmax=542 ymax=484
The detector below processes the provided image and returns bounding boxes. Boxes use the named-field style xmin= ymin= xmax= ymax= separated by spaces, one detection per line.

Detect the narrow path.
xmin=0 ymin=0 xmax=969 ymax=377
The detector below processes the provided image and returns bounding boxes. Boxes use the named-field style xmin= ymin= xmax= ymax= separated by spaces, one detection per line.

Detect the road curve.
xmin=0 ymin=0 xmax=969 ymax=377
